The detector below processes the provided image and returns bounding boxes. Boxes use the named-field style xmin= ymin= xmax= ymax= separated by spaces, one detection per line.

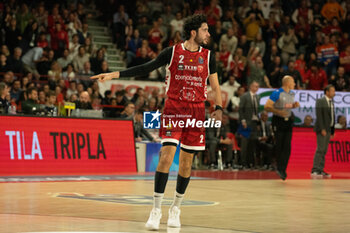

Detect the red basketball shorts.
xmin=160 ymin=98 xmax=205 ymax=151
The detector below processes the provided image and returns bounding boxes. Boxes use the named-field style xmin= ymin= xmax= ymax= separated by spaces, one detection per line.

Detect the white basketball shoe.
xmin=167 ymin=206 xmax=181 ymax=228
xmin=145 ymin=208 xmax=162 ymax=230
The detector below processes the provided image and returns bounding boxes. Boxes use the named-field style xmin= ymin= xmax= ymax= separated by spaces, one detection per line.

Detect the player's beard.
xmin=194 ymin=34 xmax=206 ymax=46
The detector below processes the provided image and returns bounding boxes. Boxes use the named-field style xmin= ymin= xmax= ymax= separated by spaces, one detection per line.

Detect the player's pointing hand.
xmin=90 ymin=71 xmax=120 ymax=82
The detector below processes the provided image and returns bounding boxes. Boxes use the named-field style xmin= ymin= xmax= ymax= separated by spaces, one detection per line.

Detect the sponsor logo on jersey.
xmin=198 ymin=65 xmax=203 ymax=73
xmin=198 ymin=56 xmax=204 ymax=64
xmin=178 ymin=64 xmax=184 ymax=70
xmin=184 ymin=65 xmax=197 ymax=71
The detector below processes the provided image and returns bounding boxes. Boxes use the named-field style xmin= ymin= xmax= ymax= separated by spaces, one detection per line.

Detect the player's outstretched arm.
xmin=90 ymin=71 xmax=120 ymax=82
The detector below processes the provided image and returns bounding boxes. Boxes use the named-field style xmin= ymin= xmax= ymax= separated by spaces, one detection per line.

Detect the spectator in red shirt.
xmin=322 ymin=17 xmax=342 ymax=36
xmin=50 ymin=22 xmax=69 ymax=57
xmin=305 ymin=62 xmax=328 ymax=90
xmin=47 ymin=6 xmax=64 ymax=31
xmin=205 ymin=0 xmax=221 ymax=31
xmin=36 ymin=32 xmax=49 ymax=48
xmin=218 ymin=42 xmax=230 ymax=68
xmin=340 ymin=44 xmax=350 ymax=75
xmin=148 ymin=20 xmax=164 ymax=49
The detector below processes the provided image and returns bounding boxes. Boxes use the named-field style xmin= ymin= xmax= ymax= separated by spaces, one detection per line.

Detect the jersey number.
xmin=179 ymin=55 xmax=184 ymax=63
xmin=200 ymin=135 xmax=204 ymax=143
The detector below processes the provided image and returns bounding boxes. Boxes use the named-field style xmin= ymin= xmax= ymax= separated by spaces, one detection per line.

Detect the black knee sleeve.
xmin=154 ymin=171 xmax=169 ymax=193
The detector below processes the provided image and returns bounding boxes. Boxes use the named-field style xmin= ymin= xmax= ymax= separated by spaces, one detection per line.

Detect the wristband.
xmin=215 ymin=105 xmax=223 ymax=111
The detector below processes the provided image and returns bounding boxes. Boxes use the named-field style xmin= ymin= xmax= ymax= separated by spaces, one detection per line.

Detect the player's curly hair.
xmin=183 ymin=14 xmax=207 ymax=40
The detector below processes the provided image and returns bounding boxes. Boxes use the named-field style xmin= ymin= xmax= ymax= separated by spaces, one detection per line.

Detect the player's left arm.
xmin=208 ymin=52 xmax=222 ymax=122
xmin=209 ymin=72 xmax=223 ymax=122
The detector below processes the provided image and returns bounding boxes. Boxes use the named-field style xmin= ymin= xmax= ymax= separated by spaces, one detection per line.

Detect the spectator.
xmin=0 ymin=54 xmax=11 ymax=73
xmin=170 ymin=12 xmax=184 ymax=38
xmin=48 ymin=61 xmax=62 ymax=82
xmin=36 ymin=32 xmax=49 ymax=48
xmin=69 ymin=34 xmax=81 ymax=60
xmin=206 ymin=112 xmax=233 ymax=170
xmin=113 ymin=5 xmax=129 ymax=48
xmin=22 ymin=46 xmax=49 ymax=79
xmin=250 ymin=32 xmax=266 ymax=57
xmin=137 ymin=16 xmax=152 ymax=40
xmin=227 ymin=86 xmax=246 ymax=133
xmin=219 ymin=27 xmax=238 ymax=55
xmin=126 ymin=29 xmax=143 ymax=65
xmin=222 ymin=75 xmax=241 ymax=94
xmin=90 ymin=49 xmax=105 ymax=74
xmin=295 ymin=53 xmax=307 ymax=82
xmin=83 ymin=37 xmax=96 ymax=57
xmin=47 ymin=6 xmax=64 ymax=30
xmin=78 ymin=23 xmax=91 ymax=44
xmin=227 ymin=50 xmax=246 ymax=83
xmin=134 ymin=109 xmax=156 ymax=142
xmin=57 ymin=49 xmax=71 ymax=70
xmin=257 ymin=111 xmax=275 ymax=169
xmin=116 ymin=90 xmax=127 ymax=107
xmin=37 ymin=49 xmax=55 ymax=75
xmin=79 ymin=61 xmax=94 ymax=76
xmin=305 ymin=62 xmax=328 ymax=90
xmin=335 ymin=115 xmax=347 ymax=129
xmin=50 ymin=21 xmax=69 ymax=57
xmin=22 ymin=87 xmax=43 ymax=115
xmin=100 ymin=60 xmax=111 ymax=74
xmin=76 ymin=91 xmax=92 ymax=110
xmin=62 ymin=63 xmax=76 ymax=81
xmin=38 ymin=89 xmax=46 ymax=104
xmin=292 ymin=0 xmax=313 ymax=24
xmin=268 ymin=56 xmax=283 ymax=88
xmin=148 ymin=20 xmax=164 ymax=49
xmin=321 ymin=0 xmax=344 ymax=22
xmin=280 ymin=60 xmax=303 ymax=89
xmin=329 ymin=66 xmax=350 ymax=91
xmin=45 ymin=91 xmax=58 ymax=116
xmin=317 ymin=35 xmax=339 ymax=77
xmin=66 ymin=81 xmax=78 ymax=100
xmin=243 ymin=12 xmax=265 ymax=41
xmin=5 ymin=18 xmax=22 ymax=54
xmin=0 ymin=82 xmax=10 ymax=114
xmin=7 ymin=47 xmax=24 ymax=74
xmin=280 ymin=27 xmax=299 ymax=66
xmin=73 ymin=46 xmax=90 ymax=72
xmin=10 ymin=80 xmax=22 ymax=103
xmin=169 ymin=31 xmax=183 ymax=47
xmin=303 ymin=115 xmax=314 ymax=127
xmin=247 ymin=50 xmax=271 ymax=87
xmin=22 ymin=21 xmax=39 ymax=52
xmin=120 ymin=102 xmax=135 ymax=119
xmin=340 ymin=44 xmax=350 ymax=75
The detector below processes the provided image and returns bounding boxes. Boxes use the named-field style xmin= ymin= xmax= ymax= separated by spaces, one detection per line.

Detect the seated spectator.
xmin=100 ymin=60 xmax=111 ymax=74
xmin=36 ymin=49 xmax=55 ymax=76
xmin=130 ymin=47 xmax=151 ymax=80
xmin=218 ymin=43 xmax=231 ymax=70
xmin=116 ymin=90 xmax=127 ymax=107
xmin=78 ymin=23 xmax=91 ymax=44
xmin=148 ymin=20 xmax=164 ymax=50
xmin=7 ymin=47 xmax=24 ymax=74
xmin=206 ymin=113 xmax=233 ymax=170
xmin=268 ymin=56 xmax=283 ymax=88
xmin=126 ymin=29 xmax=143 ymax=65
xmin=45 ymin=91 xmax=58 ymax=116
xmin=0 ymin=54 xmax=11 ymax=72
xmin=66 ymin=81 xmax=78 ymax=100
xmin=0 ymin=82 xmax=10 ymax=114
xmin=1 ymin=45 xmax=10 ymax=57
xmin=257 ymin=111 xmax=275 ymax=169
xmin=57 ymin=48 xmax=71 ymax=70
xmin=170 ymin=11 xmax=184 ymax=38
xmin=69 ymin=34 xmax=80 ymax=60
xmin=83 ymin=37 xmax=96 ymax=57
xmin=79 ymin=61 xmax=94 ymax=76
xmin=335 ymin=115 xmax=347 ymax=129
xmin=62 ymin=63 xmax=75 ymax=81
xmin=10 ymin=80 xmax=22 ymax=103
xmin=76 ymin=91 xmax=92 ymax=110
xmin=280 ymin=60 xmax=303 ymax=89
xmin=119 ymin=102 xmax=135 ymax=119
xmin=36 ymin=32 xmax=49 ymax=48
xmin=131 ymin=88 xmax=144 ymax=103
xmin=22 ymin=87 xmax=44 ymax=115
xmin=340 ymin=44 xmax=350 ymax=75
xmin=222 ymin=75 xmax=241 ymax=94
xmin=90 ymin=49 xmax=105 ymax=74
xmin=134 ymin=109 xmax=156 ymax=142
xmin=73 ymin=46 xmax=90 ymax=72
xmin=48 ymin=61 xmax=62 ymax=82
xmin=169 ymin=30 xmax=183 ymax=47
xmin=38 ymin=90 xmax=46 ymax=104
xmin=303 ymin=115 xmax=314 ymax=127
xmin=219 ymin=27 xmax=238 ymax=55
xmin=305 ymin=62 xmax=328 ymax=90
xmin=329 ymin=66 xmax=350 ymax=91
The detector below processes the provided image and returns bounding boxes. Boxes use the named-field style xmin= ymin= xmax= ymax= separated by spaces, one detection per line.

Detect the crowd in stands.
xmin=0 ymin=0 xmax=349 ymax=170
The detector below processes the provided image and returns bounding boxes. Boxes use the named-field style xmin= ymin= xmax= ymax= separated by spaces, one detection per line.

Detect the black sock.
xmin=176 ymin=174 xmax=191 ymax=194
xmin=154 ymin=171 xmax=169 ymax=193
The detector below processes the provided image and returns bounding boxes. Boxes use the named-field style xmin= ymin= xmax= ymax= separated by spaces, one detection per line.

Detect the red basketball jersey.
xmin=165 ymin=43 xmax=210 ymax=102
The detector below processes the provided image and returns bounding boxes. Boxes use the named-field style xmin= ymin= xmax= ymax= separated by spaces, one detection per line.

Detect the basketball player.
xmin=91 ymin=14 xmax=222 ymax=230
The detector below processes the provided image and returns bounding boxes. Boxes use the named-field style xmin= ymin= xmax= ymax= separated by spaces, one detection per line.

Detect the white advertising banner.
xmin=98 ymin=80 xmax=350 ymax=126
